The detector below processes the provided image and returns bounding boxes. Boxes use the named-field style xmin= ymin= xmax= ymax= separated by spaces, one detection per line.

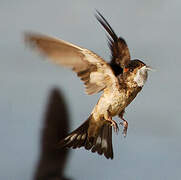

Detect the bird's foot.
xmin=106 ymin=118 xmax=119 ymax=133
xmin=120 ymin=118 xmax=128 ymax=137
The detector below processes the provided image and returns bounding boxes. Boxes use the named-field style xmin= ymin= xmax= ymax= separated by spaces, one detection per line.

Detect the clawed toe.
xmin=122 ymin=126 xmax=128 ymax=137
xmin=120 ymin=120 xmax=128 ymax=137
xmin=112 ymin=121 xmax=119 ymax=133
xmin=106 ymin=118 xmax=119 ymax=133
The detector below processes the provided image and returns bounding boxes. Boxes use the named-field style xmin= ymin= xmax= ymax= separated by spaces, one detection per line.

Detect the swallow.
xmin=25 ymin=11 xmax=152 ymax=159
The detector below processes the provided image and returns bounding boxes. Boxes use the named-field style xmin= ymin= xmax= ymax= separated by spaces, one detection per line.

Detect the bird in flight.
xmin=25 ymin=11 xmax=152 ymax=159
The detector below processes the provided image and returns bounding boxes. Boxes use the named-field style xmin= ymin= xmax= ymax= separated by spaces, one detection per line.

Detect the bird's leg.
xmin=119 ymin=110 xmax=128 ymax=137
xmin=104 ymin=111 xmax=119 ymax=133
xmin=120 ymin=118 xmax=128 ymax=137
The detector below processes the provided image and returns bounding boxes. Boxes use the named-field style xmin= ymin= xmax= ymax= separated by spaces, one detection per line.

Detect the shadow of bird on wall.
xmin=34 ymin=88 xmax=71 ymax=180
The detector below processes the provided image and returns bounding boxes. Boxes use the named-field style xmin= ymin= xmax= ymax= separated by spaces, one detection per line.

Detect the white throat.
xmin=134 ymin=66 xmax=148 ymax=87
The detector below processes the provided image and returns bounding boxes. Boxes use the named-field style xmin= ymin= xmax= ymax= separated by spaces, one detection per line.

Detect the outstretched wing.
xmin=25 ymin=33 xmax=118 ymax=95
xmin=95 ymin=11 xmax=131 ymax=75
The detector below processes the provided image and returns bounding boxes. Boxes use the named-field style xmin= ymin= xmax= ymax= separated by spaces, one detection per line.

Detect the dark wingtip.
xmin=24 ymin=31 xmax=41 ymax=50
xmin=95 ymin=10 xmax=118 ymax=42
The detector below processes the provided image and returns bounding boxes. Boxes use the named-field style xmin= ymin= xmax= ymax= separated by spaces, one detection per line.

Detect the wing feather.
xmin=25 ymin=33 xmax=118 ymax=95
xmin=95 ymin=11 xmax=131 ymax=73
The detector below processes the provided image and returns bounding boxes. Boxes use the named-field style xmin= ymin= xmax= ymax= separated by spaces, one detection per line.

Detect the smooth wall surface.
xmin=1 ymin=0 xmax=181 ymax=179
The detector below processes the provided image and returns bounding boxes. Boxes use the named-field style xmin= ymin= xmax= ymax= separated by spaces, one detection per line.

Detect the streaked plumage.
xmin=25 ymin=11 xmax=151 ymax=159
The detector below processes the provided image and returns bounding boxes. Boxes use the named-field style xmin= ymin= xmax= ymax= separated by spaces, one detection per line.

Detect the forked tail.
xmin=58 ymin=115 xmax=113 ymax=159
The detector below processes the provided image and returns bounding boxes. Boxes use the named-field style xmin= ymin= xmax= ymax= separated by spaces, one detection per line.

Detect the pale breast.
xmin=109 ymin=91 xmax=127 ymax=116
xmin=92 ymin=89 xmax=127 ymax=118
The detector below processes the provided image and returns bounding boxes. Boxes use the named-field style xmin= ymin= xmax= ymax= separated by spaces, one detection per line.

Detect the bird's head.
xmin=123 ymin=59 xmax=152 ymax=87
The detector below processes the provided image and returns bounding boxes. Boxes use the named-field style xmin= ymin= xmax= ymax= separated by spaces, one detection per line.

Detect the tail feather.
xmin=91 ymin=127 xmax=104 ymax=155
xmin=58 ymin=116 xmax=114 ymax=159
xmin=106 ymin=123 xmax=113 ymax=159
xmin=59 ymin=120 xmax=89 ymax=149
xmin=91 ymin=123 xmax=113 ymax=159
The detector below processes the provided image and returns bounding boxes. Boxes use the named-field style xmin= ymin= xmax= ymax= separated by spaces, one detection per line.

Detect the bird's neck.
xmin=118 ymin=74 xmax=138 ymax=89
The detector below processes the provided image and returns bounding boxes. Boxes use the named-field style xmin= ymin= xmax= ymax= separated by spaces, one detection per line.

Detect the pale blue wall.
xmin=1 ymin=0 xmax=181 ymax=179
